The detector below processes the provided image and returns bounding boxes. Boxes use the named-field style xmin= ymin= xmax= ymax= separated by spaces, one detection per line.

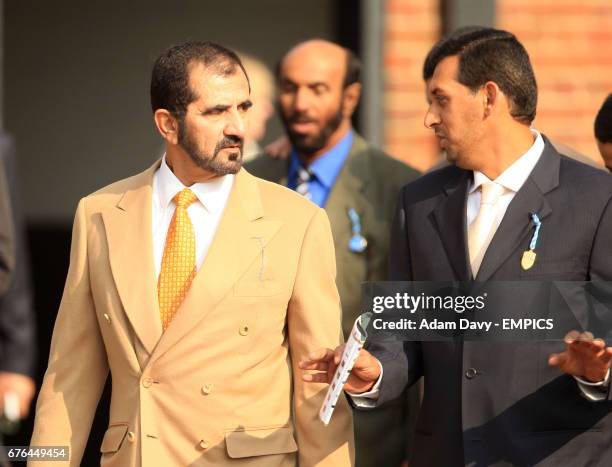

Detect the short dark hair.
xmin=275 ymin=43 xmax=362 ymax=89
xmin=150 ymin=41 xmax=249 ymax=119
xmin=595 ymin=94 xmax=612 ymax=143
xmin=423 ymin=27 xmax=538 ymax=125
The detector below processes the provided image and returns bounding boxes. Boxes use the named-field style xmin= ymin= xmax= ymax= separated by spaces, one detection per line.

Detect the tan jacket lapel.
xmin=102 ymin=160 xmax=163 ymax=355
xmin=150 ymin=168 xmax=282 ymax=363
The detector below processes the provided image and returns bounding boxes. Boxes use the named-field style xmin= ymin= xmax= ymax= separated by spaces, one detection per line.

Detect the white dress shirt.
xmin=351 ymin=130 xmax=608 ymax=405
xmin=466 ymin=130 xmax=544 ymax=230
xmin=151 ymin=156 xmax=234 ymax=279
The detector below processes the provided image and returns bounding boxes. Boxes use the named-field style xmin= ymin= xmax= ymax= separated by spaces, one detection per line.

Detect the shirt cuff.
xmin=346 ymin=359 xmax=383 ymax=408
xmin=575 ymin=369 xmax=610 ymax=401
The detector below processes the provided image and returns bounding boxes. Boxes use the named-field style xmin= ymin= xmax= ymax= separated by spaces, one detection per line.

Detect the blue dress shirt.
xmin=287 ymin=130 xmax=354 ymax=207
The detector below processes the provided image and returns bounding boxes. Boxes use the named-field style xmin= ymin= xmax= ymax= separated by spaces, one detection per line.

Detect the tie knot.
xmin=173 ymin=188 xmax=198 ymax=209
xmin=480 ymin=182 xmax=505 ymax=205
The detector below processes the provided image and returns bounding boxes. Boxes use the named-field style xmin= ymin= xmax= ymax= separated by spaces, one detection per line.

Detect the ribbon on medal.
xmin=347 ymin=208 xmax=368 ymax=253
xmin=521 ymin=212 xmax=541 ymax=270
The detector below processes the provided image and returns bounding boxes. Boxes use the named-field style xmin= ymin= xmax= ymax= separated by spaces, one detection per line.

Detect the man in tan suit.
xmin=30 ymin=41 xmax=353 ymax=466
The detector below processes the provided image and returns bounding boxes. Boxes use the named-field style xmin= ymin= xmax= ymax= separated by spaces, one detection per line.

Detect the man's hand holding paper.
xmin=300 ymin=346 xmax=381 ymax=394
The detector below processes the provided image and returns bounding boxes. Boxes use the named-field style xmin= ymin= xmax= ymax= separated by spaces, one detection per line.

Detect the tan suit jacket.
xmin=30 ymin=162 xmax=354 ymax=466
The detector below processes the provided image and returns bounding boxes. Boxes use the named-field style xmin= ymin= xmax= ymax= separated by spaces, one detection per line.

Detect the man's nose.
xmin=294 ymin=87 xmax=311 ymax=113
xmin=424 ymin=106 xmax=440 ymax=129
xmin=225 ymin=110 xmax=246 ymax=138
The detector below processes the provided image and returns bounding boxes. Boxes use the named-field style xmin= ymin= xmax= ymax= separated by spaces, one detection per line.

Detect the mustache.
xmin=287 ymin=113 xmax=317 ymax=125
xmin=217 ymin=135 xmax=243 ymax=149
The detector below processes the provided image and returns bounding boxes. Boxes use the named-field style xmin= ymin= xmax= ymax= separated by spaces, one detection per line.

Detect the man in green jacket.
xmin=247 ymin=40 xmax=420 ymax=467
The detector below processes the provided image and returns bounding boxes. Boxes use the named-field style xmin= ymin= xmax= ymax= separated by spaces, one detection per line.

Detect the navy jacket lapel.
xmin=476 ymin=140 xmax=559 ymax=281
xmin=431 ymin=170 xmax=472 ymax=281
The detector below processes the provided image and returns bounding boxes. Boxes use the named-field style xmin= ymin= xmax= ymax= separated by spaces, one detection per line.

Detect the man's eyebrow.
xmin=426 ymin=86 xmax=446 ymax=104
xmin=201 ymin=104 xmax=230 ymax=113
xmin=279 ymin=77 xmax=329 ymax=89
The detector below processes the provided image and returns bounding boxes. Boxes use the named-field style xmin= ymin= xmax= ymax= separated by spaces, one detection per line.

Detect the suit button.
xmin=199 ymin=439 xmax=209 ymax=450
xmin=465 ymin=368 xmax=478 ymax=379
xmin=142 ymin=377 xmax=153 ymax=388
xmin=201 ymin=383 xmax=213 ymax=395
xmin=239 ymin=324 xmax=249 ymax=336
xmin=127 ymin=431 xmax=135 ymax=443
xmin=103 ymin=313 xmax=111 ymax=324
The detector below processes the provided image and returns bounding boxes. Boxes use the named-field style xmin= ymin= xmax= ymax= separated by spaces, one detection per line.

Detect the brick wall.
xmin=382 ymin=0 xmax=441 ymax=171
xmin=497 ymin=0 xmax=612 ymax=165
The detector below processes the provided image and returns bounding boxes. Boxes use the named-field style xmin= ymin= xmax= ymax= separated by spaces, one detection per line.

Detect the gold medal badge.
xmin=521 ymin=249 xmax=537 ymax=270
xmin=522 ymin=213 xmax=542 ymax=271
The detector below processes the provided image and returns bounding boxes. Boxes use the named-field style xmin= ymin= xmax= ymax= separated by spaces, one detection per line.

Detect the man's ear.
xmin=342 ymin=82 xmax=362 ymax=119
xmin=154 ymin=109 xmax=180 ymax=145
xmin=482 ymin=81 xmax=500 ymax=119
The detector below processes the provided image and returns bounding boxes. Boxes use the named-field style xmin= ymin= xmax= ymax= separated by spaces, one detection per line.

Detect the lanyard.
xmin=347 ymin=208 xmax=368 ymax=253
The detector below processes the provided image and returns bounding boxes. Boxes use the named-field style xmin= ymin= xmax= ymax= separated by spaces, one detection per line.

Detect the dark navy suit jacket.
xmin=368 ymin=138 xmax=612 ymax=466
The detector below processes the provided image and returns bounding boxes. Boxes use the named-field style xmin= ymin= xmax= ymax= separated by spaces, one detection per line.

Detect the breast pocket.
xmin=520 ymin=259 xmax=586 ymax=280
xmin=232 ymin=252 xmax=290 ymax=298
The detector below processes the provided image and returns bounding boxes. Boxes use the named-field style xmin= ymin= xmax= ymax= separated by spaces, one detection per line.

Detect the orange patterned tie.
xmin=158 ymin=188 xmax=199 ymax=330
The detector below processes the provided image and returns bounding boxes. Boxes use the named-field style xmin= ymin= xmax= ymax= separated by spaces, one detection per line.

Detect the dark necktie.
xmin=295 ymin=166 xmax=314 ymax=201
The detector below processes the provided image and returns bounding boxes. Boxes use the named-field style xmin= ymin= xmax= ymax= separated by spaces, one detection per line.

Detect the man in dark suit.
xmin=0 ymin=136 xmax=36 ymax=435
xmin=302 ymin=28 xmax=612 ymax=466
xmin=595 ymin=94 xmax=612 ymax=172
xmin=0 ymin=157 xmax=13 ymax=296
xmin=247 ymin=40 xmax=420 ymax=467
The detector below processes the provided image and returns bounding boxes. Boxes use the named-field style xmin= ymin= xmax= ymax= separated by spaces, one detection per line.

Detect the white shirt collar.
xmin=470 ymin=129 xmax=545 ymax=194
xmin=157 ymin=155 xmax=234 ymax=213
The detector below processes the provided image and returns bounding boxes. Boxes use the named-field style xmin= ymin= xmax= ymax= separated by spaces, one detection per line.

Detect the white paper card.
xmin=319 ymin=314 xmax=370 ymax=425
